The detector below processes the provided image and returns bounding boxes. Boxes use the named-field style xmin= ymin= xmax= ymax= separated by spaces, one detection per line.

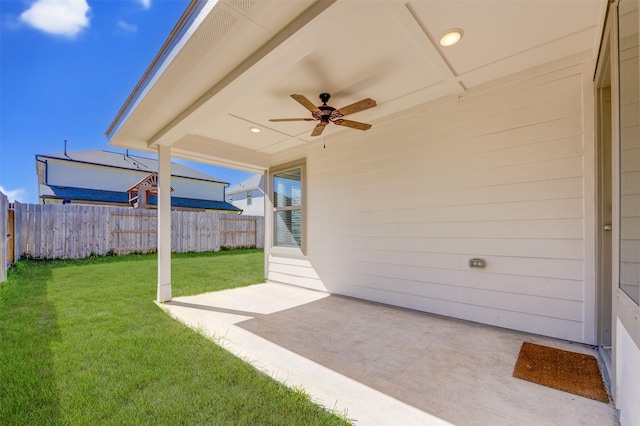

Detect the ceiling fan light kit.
xmin=270 ymin=93 xmax=376 ymax=137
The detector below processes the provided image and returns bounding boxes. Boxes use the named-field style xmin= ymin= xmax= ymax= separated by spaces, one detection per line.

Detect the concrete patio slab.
xmin=158 ymin=283 xmax=619 ymax=426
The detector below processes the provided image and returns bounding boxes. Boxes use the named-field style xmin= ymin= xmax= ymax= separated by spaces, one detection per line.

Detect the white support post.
xmin=157 ymin=145 xmax=172 ymax=302
xmin=263 ymin=169 xmax=271 ymax=279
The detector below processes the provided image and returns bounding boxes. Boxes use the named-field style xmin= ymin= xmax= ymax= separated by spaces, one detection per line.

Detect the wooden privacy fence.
xmin=12 ymin=203 xmax=263 ymax=260
xmin=0 ymin=192 xmax=8 ymax=282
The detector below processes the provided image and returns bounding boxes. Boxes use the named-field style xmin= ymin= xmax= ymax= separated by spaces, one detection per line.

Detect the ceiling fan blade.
xmin=335 ymin=119 xmax=372 ymax=131
xmin=269 ymin=118 xmax=316 ymax=122
xmin=337 ymin=98 xmax=376 ymax=116
xmin=291 ymin=94 xmax=320 ymax=112
xmin=310 ymin=123 xmax=326 ymax=136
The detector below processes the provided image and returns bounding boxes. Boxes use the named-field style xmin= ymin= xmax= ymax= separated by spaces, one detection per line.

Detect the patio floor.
xmin=159 ymin=283 xmax=619 ymax=426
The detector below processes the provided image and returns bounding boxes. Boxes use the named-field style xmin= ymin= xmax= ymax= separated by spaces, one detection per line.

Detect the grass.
xmin=0 ymin=250 xmax=349 ymax=425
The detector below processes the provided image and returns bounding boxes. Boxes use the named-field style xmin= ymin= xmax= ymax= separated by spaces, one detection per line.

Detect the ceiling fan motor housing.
xmin=314 ymin=107 xmax=342 ymax=123
xmin=314 ymin=93 xmax=342 ymax=123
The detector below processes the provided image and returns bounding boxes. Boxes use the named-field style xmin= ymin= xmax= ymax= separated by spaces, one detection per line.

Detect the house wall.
xmin=46 ymin=159 xmax=142 ymax=191
xmin=268 ymin=57 xmax=596 ymax=343
xmin=616 ymin=318 xmax=640 ymax=426
xmin=45 ymin=160 xmax=225 ymax=200
xmin=229 ymin=189 xmax=265 ymax=215
xmin=171 ymin=175 xmax=225 ymax=200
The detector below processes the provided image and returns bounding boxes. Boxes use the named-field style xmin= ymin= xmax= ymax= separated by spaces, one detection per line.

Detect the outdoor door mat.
xmin=513 ymin=342 xmax=609 ymax=403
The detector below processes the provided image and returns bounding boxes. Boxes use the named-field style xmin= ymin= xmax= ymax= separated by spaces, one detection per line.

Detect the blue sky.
xmin=0 ymin=0 xmax=254 ymax=203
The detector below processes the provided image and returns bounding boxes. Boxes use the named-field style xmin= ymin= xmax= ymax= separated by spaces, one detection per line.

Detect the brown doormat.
xmin=513 ymin=342 xmax=609 ymax=403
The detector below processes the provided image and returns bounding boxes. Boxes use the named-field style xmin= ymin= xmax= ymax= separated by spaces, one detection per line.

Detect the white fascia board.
xmin=106 ymin=0 xmax=218 ymax=142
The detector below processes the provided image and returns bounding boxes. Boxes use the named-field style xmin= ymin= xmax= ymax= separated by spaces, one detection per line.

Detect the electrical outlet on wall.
xmin=469 ymin=258 xmax=486 ymax=269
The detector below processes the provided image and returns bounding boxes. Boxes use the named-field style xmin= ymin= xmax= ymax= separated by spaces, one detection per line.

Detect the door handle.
xmin=604 ymin=224 xmax=612 ymax=231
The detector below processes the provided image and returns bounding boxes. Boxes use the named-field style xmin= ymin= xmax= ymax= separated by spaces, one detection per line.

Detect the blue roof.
xmin=148 ymin=194 xmax=240 ymax=211
xmin=41 ymin=185 xmax=129 ymax=203
xmin=41 ymin=185 xmax=240 ymax=212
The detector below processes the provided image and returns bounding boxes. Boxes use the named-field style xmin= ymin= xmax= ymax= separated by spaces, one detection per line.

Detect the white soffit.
xmin=110 ymin=0 xmax=319 ymax=149
xmin=408 ymin=0 xmax=605 ymax=88
xmin=109 ymin=0 xmax=607 ymax=166
xmin=191 ymin=1 xmax=455 ymax=151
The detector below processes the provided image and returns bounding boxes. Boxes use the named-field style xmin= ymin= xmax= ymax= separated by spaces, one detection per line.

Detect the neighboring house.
xmin=35 ymin=150 xmax=240 ymax=213
xmin=226 ymin=174 xmax=264 ymax=216
xmin=105 ymin=1 xmax=639 ymax=423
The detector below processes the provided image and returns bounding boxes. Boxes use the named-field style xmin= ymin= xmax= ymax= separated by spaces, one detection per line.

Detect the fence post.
xmin=256 ymin=216 xmax=264 ymax=249
xmin=7 ymin=202 xmax=15 ymax=264
xmin=0 ymin=191 xmax=7 ymax=282
xmin=14 ymin=202 xmax=22 ymax=260
xmin=214 ymin=214 xmax=220 ymax=251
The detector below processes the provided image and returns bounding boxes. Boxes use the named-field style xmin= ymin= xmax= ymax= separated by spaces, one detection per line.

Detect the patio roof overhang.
xmin=106 ymin=0 xmax=607 ymax=171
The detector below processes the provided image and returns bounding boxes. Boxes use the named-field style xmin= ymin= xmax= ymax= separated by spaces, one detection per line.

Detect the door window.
xmin=618 ymin=0 xmax=640 ymax=304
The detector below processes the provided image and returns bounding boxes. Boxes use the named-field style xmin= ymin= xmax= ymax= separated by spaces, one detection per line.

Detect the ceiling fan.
xmin=269 ymin=93 xmax=376 ymax=136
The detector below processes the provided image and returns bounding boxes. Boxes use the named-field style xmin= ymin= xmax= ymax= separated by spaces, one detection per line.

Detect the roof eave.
xmin=105 ymin=0 xmax=207 ymax=140
xmin=36 ymin=151 xmax=229 ymax=185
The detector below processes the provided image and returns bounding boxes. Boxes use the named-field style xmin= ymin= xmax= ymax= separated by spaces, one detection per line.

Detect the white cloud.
xmin=117 ymin=20 xmax=137 ymax=33
xmin=0 ymin=186 xmax=28 ymax=203
xmin=139 ymin=0 xmax=151 ymax=10
xmin=20 ymin=0 xmax=90 ymax=38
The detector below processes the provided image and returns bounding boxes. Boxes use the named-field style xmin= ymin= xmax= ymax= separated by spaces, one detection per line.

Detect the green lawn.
xmin=0 ymin=250 xmax=349 ymax=425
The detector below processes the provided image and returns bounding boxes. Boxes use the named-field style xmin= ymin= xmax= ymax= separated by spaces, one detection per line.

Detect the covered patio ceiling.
xmin=106 ymin=0 xmax=606 ymax=171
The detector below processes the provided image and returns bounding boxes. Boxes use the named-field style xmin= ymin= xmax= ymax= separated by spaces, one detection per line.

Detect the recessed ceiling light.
xmin=249 ymin=127 xmax=261 ymax=133
xmin=439 ymin=28 xmax=463 ymax=47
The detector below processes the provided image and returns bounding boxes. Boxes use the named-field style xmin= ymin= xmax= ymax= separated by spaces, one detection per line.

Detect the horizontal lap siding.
xmin=299 ymin=65 xmax=589 ymax=342
xmin=47 ymin=161 xmax=144 ymax=192
xmin=171 ymin=176 xmax=225 ymax=200
xmin=268 ymin=255 xmax=325 ymax=291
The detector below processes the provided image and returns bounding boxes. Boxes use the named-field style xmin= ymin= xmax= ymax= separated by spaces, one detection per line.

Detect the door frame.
xmin=595 ymin=78 xmax=613 ymax=349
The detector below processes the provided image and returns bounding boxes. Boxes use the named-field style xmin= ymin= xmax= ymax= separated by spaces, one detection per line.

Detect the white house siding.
xmin=269 ymin=59 xmax=595 ymax=343
xmin=171 ymin=176 xmax=225 ymax=200
xmin=617 ymin=318 xmax=640 ymax=426
xmin=268 ymin=254 xmax=325 ymax=291
xmin=45 ymin=160 xmax=225 ymax=200
xmin=230 ymin=189 xmax=264 ymax=215
xmin=47 ymin=160 xmax=144 ymax=192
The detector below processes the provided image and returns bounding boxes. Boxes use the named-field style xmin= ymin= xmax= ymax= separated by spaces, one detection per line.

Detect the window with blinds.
xmin=273 ymin=167 xmax=303 ymax=248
